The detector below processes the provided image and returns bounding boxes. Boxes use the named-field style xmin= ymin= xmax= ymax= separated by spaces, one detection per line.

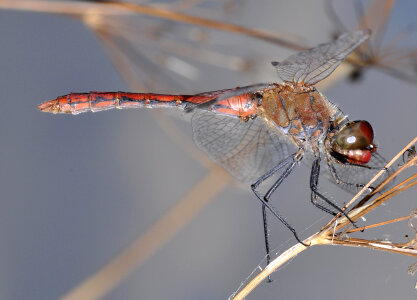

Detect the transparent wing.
xmin=322 ymin=152 xmax=394 ymax=194
xmin=272 ymin=30 xmax=371 ymax=85
xmin=191 ymin=110 xmax=297 ymax=183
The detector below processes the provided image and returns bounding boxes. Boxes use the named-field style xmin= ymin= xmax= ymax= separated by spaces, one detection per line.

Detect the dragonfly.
xmin=39 ymin=29 xmax=391 ymax=262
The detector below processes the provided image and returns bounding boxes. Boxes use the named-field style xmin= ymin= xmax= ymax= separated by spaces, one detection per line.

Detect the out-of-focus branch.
xmin=60 ymin=166 xmax=232 ymax=300
xmin=0 ymin=0 xmax=306 ymax=50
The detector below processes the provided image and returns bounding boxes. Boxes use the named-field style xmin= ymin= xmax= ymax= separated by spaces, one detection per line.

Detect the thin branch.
xmin=0 ymin=0 xmax=306 ymax=50
xmin=329 ymin=238 xmax=417 ymax=257
xmin=230 ymin=242 xmax=309 ymax=300
xmin=92 ymin=1 xmax=306 ymax=49
xmin=59 ymin=166 xmax=232 ymax=300
xmin=232 ymin=137 xmax=417 ymax=300
xmin=345 ymin=215 xmax=411 ymax=234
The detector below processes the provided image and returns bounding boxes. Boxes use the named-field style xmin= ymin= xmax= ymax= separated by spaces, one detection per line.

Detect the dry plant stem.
xmin=0 ymin=0 xmax=128 ymax=16
xmin=328 ymin=238 xmax=417 ymax=257
xmin=60 ymin=166 xmax=232 ymax=300
xmin=0 ymin=0 xmax=305 ymax=50
xmin=96 ymin=1 xmax=306 ymax=50
xmin=347 ymin=159 xmax=417 ymax=226
xmin=233 ymin=137 xmax=417 ymax=300
xmin=345 ymin=215 xmax=410 ymax=234
xmin=231 ymin=241 xmax=311 ymax=300
xmin=232 ymin=231 xmax=334 ymax=300
xmin=1 ymin=0 xmax=374 ymax=80
xmin=4 ymin=0 xmax=417 ymax=85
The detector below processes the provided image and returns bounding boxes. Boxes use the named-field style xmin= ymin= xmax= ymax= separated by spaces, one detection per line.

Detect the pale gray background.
xmin=1 ymin=1 xmax=417 ymax=299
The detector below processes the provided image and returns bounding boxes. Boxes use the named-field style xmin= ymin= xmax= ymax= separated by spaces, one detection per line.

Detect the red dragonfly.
xmin=39 ymin=30 xmax=391 ymax=254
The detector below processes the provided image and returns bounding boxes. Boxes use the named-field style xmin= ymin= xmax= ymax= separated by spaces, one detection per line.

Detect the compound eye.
xmin=335 ymin=121 xmax=374 ymax=150
xmin=331 ymin=121 xmax=375 ymax=164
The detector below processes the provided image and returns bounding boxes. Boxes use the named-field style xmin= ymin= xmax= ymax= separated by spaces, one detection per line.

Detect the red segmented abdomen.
xmin=38 ymin=92 xmax=189 ymax=115
xmin=211 ymin=93 xmax=257 ymax=118
xmin=38 ymin=91 xmax=258 ymax=118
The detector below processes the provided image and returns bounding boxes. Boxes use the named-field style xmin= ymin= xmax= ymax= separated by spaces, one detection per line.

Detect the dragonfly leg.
xmin=310 ymin=157 xmax=357 ymax=226
xmin=251 ymin=154 xmax=297 ymax=190
xmin=251 ymin=153 xmax=309 ymax=248
xmin=261 ymin=205 xmax=273 ymax=282
xmin=254 ymin=155 xmax=297 ymax=281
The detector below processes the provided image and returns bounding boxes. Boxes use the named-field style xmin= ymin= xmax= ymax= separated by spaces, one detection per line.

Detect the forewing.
xmin=272 ymin=30 xmax=371 ymax=85
xmin=191 ymin=110 xmax=297 ymax=183
xmin=324 ymin=152 xmax=394 ymax=194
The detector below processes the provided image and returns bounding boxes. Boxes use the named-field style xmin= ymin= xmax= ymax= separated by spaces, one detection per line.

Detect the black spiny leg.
xmin=310 ymin=157 xmax=357 ymax=226
xmin=253 ymin=155 xmax=295 ymax=282
xmin=261 ymin=205 xmax=273 ymax=282
xmin=252 ymin=153 xmax=309 ymax=250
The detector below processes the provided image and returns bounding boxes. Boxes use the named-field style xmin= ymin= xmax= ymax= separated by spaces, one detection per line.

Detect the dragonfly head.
xmin=330 ymin=120 xmax=376 ymax=164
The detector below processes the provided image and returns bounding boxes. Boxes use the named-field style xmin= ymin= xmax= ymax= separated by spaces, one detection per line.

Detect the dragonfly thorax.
xmin=259 ymin=85 xmax=339 ymax=150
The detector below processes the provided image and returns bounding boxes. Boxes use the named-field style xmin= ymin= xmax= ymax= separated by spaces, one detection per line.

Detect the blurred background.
xmin=0 ymin=0 xmax=417 ymax=299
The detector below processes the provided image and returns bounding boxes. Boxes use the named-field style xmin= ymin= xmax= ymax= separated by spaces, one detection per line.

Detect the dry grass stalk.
xmin=232 ymin=136 xmax=417 ymax=300
xmin=0 ymin=0 xmax=304 ymax=50
xmin=59 ymin=166 xmax=232 ymax=300
xmin=3 ymin=1 xmax=416 ymax=85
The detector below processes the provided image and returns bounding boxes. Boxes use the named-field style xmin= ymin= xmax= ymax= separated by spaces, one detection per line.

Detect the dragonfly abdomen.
xmin=38 ymin=92 xmax=189 ymax=115
xmin=38 ymin=90 xmax=259 ymax=119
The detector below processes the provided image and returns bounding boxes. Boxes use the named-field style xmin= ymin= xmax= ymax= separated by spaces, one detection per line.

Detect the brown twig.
xmin=0 ymin=0 xmax=306 ymax=50
xmin=232 ymin=137 xmax=417 ymax=300
xmin=345 ymin=215 xmax=410 ymax=234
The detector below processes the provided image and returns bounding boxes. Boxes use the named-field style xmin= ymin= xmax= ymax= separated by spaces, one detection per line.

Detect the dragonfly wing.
xmin=191 ymin=110 xmax=297 ymax=183
xmin=272 ymin=30 xmax=371 ymax=85
xmin=310 ymin=151 xmax=394 ymax=194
